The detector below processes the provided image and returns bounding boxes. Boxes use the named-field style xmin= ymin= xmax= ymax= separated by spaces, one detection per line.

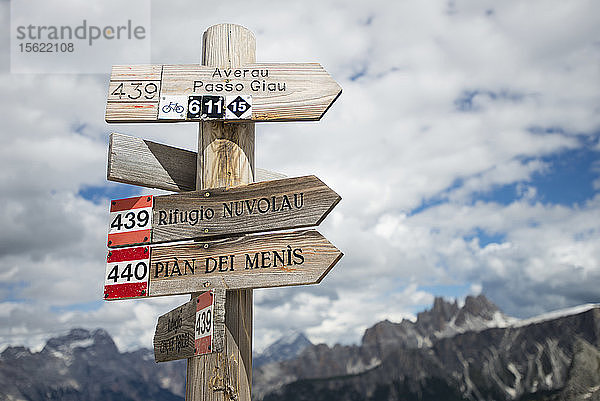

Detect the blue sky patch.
xmin=412 ymin=136 xmax=599 ymax=214
xmin=0 ymin=281 xmax=28 ymax=303
xmin=454 ymin=89 xmax=526 ymax=112
xmin=530 ymin=144 xmax=599 ymax=206
xmin=78 ymin=183 xmax=141 ymax=205
xmin=477 ymin=144 xmax=598 ymax=207
xmin=464 ymin=227 xmax=506 ymax=247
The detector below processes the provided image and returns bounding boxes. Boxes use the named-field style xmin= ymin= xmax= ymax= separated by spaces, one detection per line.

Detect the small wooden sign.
xmin=103 ymin=230 xmax=342 ymax=299
xmin=107 ymin=176 xmax=340 ymax=248
xmin=105 ymin=63 xmax=341 ymax=123
xmin=153 ymin=289 xmax=226 ymax=362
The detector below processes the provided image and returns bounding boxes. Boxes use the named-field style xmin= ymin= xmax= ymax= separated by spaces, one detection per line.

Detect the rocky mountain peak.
xmin=41 ymin=328 xmax=118 ymax=358
xmin=0 ymin=346 xmax=32 ymax=360
xmin=0 ymin=328 xmax=186 ymax=401
xmin=254 ymin=331 xmax=312 ymax=368
xmin=254 ymin=299 xmax=600 ymax=401
xmin=361 ymin=294 xmax=510 ymax=352
xmin=455 ymin=294 xmax=500 ymax=326
xmin=416 ymin=297 xmax=460 ymax=333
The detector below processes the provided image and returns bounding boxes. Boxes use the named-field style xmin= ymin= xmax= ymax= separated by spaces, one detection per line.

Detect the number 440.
xmin=107 ymin=262 xmax=148 ymax=283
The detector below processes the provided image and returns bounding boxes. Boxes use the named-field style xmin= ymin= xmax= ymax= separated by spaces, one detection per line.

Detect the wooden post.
xmin=186 ymin=24 xmax=255 ymax=401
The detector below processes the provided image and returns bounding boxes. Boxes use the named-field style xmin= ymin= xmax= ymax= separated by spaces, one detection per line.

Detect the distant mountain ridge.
xmin=1 ymin=295 xmax=599 ymax=401
xmin=361 ymin=294 xmax=515 ymax=353
xmin=0 ymin=328 xmax=185 ymax=401
xmin=254 ymin=295 xmax=600 ymax=401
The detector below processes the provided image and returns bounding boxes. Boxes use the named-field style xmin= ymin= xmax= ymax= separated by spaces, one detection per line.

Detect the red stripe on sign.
xmin=107 ymin=246 xmax=149 ymax=263
xmin=195 ymin=337 xmax=212 ymax=355
xmin=110 ymin=196 xmax=153 ymax=212
xmin=196 ymin=291 xmax=214 ymax=311
xmin=104 ymin=282 xmax=148 ymax=300
xmin=108 ymin=229 xmax=152 ymax=248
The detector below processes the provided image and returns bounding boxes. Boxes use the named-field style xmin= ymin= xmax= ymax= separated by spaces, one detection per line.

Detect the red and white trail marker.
xmin=194 ymin=291 xmax=214 ymax=356
xmin=107 ymin=196 xmax=153 ymax=248
xmin=104 ymin=246 xmax=150 ymax=300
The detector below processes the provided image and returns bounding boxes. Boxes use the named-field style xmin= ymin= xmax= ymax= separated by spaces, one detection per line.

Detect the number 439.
xmin=111 ymin=210 xmax=150 ymax=231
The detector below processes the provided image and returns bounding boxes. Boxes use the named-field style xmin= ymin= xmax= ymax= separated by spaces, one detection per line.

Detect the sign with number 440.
xmin=104 ymin=246 xmax=150 ymax=300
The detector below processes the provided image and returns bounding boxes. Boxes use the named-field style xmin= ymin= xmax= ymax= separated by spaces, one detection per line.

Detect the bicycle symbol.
xmin=161 ymin=102 xmax=185 ymax=114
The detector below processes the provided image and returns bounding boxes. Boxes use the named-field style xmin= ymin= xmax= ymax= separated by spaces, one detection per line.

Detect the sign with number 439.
xmin=195 ymin=291 xmax=214 ymax=355
xmin=108 ymin=196 xmax=153 ymax=248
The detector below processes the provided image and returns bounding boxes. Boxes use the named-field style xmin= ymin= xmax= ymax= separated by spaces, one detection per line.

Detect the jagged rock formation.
xmin=254 ymin=331 xmax=312 ymax=368
xmin=553 ymin=339 xmax=600 ymax=401
xmin=254 ymin=296 xmax=600 ymax=401
xmin=361 ymin=295 xmax=513 ymax=353
xmin=0 ymin=328 xmax=185 ymax=401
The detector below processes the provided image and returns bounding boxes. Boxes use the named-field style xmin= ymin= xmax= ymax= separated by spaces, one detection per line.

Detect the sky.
xmin=0 ymin=0 xmax=599 ymax=354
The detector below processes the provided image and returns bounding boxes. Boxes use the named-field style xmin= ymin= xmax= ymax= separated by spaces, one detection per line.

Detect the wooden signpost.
xmin=106 ymin=175 xmax=341 ymax=247
xmin=105 ymin=229 xmax=342 ymax=299
xmin=106 ymin=63 xmax=341 ymax=123
xmin=102 ymin=23 xmax=342 ymax=401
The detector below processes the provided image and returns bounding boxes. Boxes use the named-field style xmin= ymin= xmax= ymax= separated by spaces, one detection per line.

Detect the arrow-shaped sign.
xmin=107 ymin=175 xmax=341 ymax=248
xmin=104 ymin=230 xmax=342 ymax=300
xmin=105 ymin=63 xmax=341 ymax=123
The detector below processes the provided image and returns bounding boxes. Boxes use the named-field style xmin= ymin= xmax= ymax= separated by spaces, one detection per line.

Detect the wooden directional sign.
xmin=103 ymin=230 xmax=342 ymax=300
xmin=153 ymin=290 xmax=226 ymax=362
xmin=105 ymin=63 xmax=341 ymax=123
xmin=107 ymin=175 xmax=340 ymax=248
xmin=107 ymin=132 xmax=286 ymax=192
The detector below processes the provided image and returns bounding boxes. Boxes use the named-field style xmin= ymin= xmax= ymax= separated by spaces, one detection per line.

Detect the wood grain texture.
xmin=187 ymin=23 xmax=255 ymax=401
xmin=107 ymin=132 xmax=283 ymax=192
xmin=211 ymin=289 xmax=226 ymax=355
xmin=148 ymin=229 xmax=342 ymax=296
xmin=108 ymin=133 xmax=197 ymax=192
xmin=151 ymin=175 xmax=341 ymax=244
xmin=199 ymin=121 xmax=255 ymax=190
xmin=110 ymin=64 xmax=162 ymax=80
xmin=105 ymin=62 xmax=341 ymax=123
